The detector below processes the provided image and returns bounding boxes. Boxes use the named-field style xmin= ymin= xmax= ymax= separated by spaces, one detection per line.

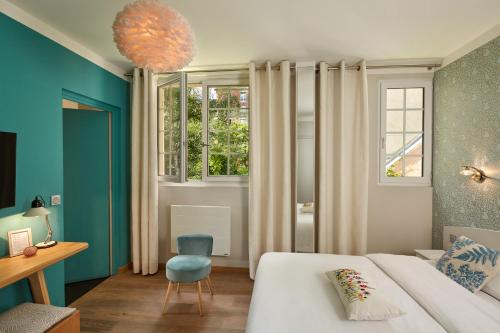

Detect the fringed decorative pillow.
xmin=325 ymin=269 xmax=404 ymax=321
xmin=436 ymin=236 xmax=499 ymax=293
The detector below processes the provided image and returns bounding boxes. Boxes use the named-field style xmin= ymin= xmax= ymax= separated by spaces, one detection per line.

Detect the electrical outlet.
xmin=449 ymin=234 xmax=457 ymax=243
xmin=51 ymin=195 xmax=61 ymax=206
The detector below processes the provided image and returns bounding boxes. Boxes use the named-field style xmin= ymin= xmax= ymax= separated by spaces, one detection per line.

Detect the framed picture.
xmin=7 ymin=228 xmax=33 ymax=257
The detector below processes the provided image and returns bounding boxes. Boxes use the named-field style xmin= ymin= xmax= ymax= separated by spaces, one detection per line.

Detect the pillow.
xmin=483 ymin=272 xmax=500 ymax=300
xmin=325 ymin=268 xmax=404 ymax=321
xmin=436 ymin=236 xmax=499 ymax=293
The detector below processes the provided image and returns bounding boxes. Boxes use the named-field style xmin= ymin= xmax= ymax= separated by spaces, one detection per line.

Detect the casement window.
xmin=158 ymin=73 xmax=249 ymax=183
xmin=378 ymin=79 xmax=432 ymax=185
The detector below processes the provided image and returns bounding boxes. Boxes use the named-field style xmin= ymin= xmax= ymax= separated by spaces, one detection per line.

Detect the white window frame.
xmin=158 ymin=74 xmax=249 ymax=184
xmin=378 ymin=79 xmax=433 ymax=186
xmin=157 ymin=72 xmax=186 ymax=183
xmin=201 ymin=79 xmax=249 ymax=183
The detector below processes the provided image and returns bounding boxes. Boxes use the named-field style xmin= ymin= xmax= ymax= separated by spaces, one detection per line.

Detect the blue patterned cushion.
xmin=436 ymin=236 xmax=499 ymax=293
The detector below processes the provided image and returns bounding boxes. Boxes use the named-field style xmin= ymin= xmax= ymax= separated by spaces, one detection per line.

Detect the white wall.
xmin=158 ymin=185 xmax=249 ymax=267
xmin=157 ymin=71 xmax=434 ymax=269
xmin=366 ymin=72 xmax=434 ymax=254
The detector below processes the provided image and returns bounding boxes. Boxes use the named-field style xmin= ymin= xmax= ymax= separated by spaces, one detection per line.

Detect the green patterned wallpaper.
xmin=432 ymin=36 xmax=500 ymax=248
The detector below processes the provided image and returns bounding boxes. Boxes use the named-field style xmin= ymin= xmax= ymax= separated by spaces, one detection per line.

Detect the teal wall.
xmin=432 ymin=36 xmax=500 ymax=248
xmin=0 ymin=13 xmax=130 ymax=311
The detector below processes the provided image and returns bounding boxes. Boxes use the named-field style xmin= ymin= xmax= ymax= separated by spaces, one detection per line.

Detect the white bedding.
xmin=247 ymin=252 xmax=500 ymax=333
xmin=247 ymin=253 xmax=446 ymax=333
xmin=368 ymin=254 xmax=500 ymax=333
xmin=478 ymin=291 xmax=500 ymax=310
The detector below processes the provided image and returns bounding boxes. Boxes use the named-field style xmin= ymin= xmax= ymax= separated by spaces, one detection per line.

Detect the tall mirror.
xmin=295 ymin=62 xmax=315 ymax=253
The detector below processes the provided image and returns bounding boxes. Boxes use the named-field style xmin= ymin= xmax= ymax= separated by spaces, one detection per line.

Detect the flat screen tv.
xmin=0 ymin=131 xmax=16 ymax=209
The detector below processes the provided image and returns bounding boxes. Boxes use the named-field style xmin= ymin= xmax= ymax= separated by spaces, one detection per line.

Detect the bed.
xmin=247 ymin=227 xmax=500 ymax=333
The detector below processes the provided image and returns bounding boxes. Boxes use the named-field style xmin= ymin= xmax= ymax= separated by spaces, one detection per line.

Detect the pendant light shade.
xmin=113 ymin=0 xmax=195 ymax=72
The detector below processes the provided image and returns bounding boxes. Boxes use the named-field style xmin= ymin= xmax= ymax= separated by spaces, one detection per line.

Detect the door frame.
xmin=62 ymin=89 xmax=122 ymax=276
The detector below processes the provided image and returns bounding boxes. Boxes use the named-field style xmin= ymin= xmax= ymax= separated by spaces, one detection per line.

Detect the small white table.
xmin=414 ymin=249 xmax=445 ymax=261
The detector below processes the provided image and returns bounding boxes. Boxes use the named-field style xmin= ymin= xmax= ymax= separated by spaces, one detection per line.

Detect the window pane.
xmin=387 ymin=89 xmax=404 ymax=109
xmin=386 ymin=111 xmax=403 ymax=132
xmin=230 ymin=87 xmax=249 ymax=108
xmin=209 ymin=87 xmax=229 ymax=108
xmin=405 ymin=133 xmax=423 ymax=155
xmin=385 ymin=155 xmax=403 ymax=177
xmin=209 ymin=109 xmax=229 ymax=130
xmin=209 ymin=130 xmax=227 ymax=154
xmin=165 ymin=152 xmax=180 ymax=176
xmin=405 ymin=156 xmax=423 ymax=177
xmin=386 ymin=134 xmax=403 ymax=156
xmin=406 ymin=110 xmax=423 ymax=132
xmin=406 ymin=88 xmax=423 ymax=108
xmin=229 ymin=154 xmax=249 ymax=175
xmin=187 ymin=84 xmax=203 ymax=180
xmin=229 ymin=130 xmax=248 ymax=154
xmin=207 ymin=85 xmax=250 ymax=178
xmin=209 ymin=154 xmax=228 ymax=176
xmin=159 ymin=80 xmax=181 ymax=177
xmin=405 ymin=133 xmax=422 ymax=149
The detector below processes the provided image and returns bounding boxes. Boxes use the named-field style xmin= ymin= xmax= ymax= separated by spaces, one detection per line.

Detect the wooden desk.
xmin=0 ymin=242 xmax=88 ymax=304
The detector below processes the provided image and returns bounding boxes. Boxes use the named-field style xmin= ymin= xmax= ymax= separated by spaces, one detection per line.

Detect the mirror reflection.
xmin=295 ymin=63 xmax=315 ymax=253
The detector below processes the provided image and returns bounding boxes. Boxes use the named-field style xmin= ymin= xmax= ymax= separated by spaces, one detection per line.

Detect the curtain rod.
xmin=124 ymin=63 xmax=441 ymax=77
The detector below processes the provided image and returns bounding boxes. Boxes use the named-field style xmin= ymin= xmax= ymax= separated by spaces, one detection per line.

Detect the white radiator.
xmin=170 ymin=205 xmax=231 ymax=256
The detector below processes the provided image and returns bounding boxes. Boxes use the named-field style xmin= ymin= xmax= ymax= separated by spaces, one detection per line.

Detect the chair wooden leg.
xmin=162 ymin=281 xmax=173 ymax=315
xmin=176 ymin=282 xmax=180 ymax=293
xmin=196 ymin=281 xmax=204 ymax=316
xmin=206 ymin=275 xmax=214 ymax=296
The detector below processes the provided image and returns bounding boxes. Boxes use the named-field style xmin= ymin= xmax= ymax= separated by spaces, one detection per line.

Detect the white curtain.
xmin=131 ymin=68 xmax=159 ymax=275
xmin=317 ymin=61 xmax=369 ymax=255
xmin=249 ymin=61 xmax=293 ymax=279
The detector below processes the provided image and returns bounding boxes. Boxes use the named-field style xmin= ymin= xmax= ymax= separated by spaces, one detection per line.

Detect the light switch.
xmin=51 ymin=195 xmax=61 ymax=206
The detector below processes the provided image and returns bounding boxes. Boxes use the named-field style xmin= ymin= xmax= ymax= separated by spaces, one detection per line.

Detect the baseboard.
xmin=211 ymin=266 xmax=249 ymax=273
xmin=117 ymin=263 xmax=132 ymax=274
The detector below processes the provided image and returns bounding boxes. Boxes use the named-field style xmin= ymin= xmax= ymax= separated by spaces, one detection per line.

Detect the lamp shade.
xmin=23 ymin=206 xmax=50 ymax=217
xmin=23 ymin=195 xmax=50 ymax=217
xmin=460 ymin=166 xmax=476 ymax=176
xmin=112 ymin=0 xmax=195 ymax=72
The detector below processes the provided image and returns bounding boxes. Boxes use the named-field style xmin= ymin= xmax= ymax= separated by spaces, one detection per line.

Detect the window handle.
xmin=381 ymin=137 xmax=385 ymax=149
xmin=202 ymin=142 xmax=210 ymax=147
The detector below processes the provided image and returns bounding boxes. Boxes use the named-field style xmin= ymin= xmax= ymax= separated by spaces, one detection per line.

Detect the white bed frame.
xmin=443 ymin=226 xmax=500 ymax=250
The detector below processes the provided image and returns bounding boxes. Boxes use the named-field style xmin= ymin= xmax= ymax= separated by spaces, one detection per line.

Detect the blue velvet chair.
xmin=162 ymin=234 xmax=214 ymax=316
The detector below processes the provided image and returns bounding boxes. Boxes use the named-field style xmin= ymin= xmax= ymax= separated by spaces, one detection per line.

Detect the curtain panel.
xmin=317 ymin=61 xmax=369 ymax=255
xmin=248 ymin=61 xmax=293 ymax=279
xmin=131 ymin=68 xmax=159 ymax=275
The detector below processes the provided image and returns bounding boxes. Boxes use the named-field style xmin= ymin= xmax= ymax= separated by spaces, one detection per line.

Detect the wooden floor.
xmin=70 ymin=268 xmax=253 ymax=333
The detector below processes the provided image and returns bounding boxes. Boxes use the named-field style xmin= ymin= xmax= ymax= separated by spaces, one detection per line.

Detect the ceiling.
xmin=7 ymin=0 xmax=500 ymax=72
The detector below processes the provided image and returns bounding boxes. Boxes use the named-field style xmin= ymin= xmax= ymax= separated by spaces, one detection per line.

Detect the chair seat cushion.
xmin=0 ymin=303 xmax=76 ymax=333
xmin=166 ymin=255 xmax=212 ymax=283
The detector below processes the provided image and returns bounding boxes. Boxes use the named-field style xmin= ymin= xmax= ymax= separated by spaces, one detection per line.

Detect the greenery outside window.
xmin=204 ymin=85 xmax=249 ymax=180
xmin=158 ymin=75 xmax=183 ymax=181
xmin=158 ymin=73 xmax=249 ymax=183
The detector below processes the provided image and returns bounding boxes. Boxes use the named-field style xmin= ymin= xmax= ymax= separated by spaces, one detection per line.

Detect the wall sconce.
xmin=460 ymin=166 xmax=487 ymax=183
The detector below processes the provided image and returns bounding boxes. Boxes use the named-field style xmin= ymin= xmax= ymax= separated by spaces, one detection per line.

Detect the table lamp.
xmin=23 ymin=196 xmax=57 ymax=248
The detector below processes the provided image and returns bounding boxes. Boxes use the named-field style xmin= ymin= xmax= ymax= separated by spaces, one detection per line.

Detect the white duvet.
xmin=246 ymin=252 xmax=500 ymax=333
xmin=367 ymin=254 xmax=500 ymax=333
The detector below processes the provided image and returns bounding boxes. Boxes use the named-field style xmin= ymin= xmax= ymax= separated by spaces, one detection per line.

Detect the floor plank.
xmin=70 ymin=269 xmax=253 ymax=333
